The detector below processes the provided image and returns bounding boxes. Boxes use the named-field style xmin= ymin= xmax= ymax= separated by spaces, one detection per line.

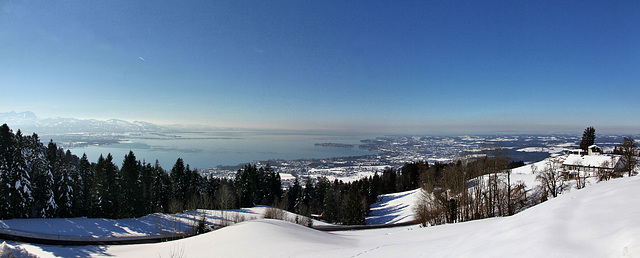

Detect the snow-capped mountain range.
xmin=0 ymin=111 xmax=162 ymax=134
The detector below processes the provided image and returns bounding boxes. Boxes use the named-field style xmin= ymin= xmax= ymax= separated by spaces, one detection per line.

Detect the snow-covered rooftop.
xmin=562 ymin=154 xmax=619 ymax=168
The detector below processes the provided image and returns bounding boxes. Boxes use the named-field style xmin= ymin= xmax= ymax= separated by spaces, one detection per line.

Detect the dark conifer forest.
xmin=0 ymin=124 xmax=416 ymax=224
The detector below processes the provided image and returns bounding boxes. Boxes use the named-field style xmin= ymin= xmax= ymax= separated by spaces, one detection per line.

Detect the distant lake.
xmin=67 ymin=131 xmax=379 ymax=169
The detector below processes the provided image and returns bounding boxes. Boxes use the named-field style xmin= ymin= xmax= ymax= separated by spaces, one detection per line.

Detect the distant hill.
xmin=0 ymin=111 xmax=162 ymax=134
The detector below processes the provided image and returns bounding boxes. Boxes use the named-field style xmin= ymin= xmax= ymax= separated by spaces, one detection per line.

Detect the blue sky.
xmin=1 ymin=0 xmax=639 ymax=134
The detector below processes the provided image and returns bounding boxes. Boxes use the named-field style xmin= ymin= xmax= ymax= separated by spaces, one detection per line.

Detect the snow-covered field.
xmin=366 ymin=188 xmax=421 ymax=225
xmin=2 ymin=157 xmax=639 ymax=257
xmin=0 ymin=206 xmax=331 ymax=242
xmin=366 ymin=157 xmax=588 ymax=226
xmin=5 ymin=174 xmax=638 ymax=257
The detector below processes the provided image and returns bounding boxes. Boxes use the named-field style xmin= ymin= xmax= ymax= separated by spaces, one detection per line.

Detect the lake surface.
xmin=68 ymin=131 xmax=379 ymax=169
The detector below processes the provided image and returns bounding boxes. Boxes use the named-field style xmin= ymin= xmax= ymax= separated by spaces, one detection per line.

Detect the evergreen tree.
xmin=26 ymin=133 xmax=57 ymax=217
xmin=381 ymin=168 xmax=397 ymax=194
xmin=170 ymin=158 xmax=187 ymax=210
xmin=56 ymin=162 xmax=74 ymax=217
xmin=151 ymin=160 xmax=170 ymax=213
xmin=235 ymin=164 xmax=261 ymax=207
xmin=371 ymin=172 xmax=383 ymax=199
xmin=48 ymin=146 xmax=75 ymax=218
xmin=580 ymin=127 xmax=596 ymax=151
xmin=287 ymin=178 xmax=302 ymax=212
xmin=296 ymin=177 xmax=315 ymax=217
xmin=75 ymin=154 xmax=93 ymax=217
xmin=0 ymin=124 xmax=14 ymax=218
xmin=93 ymin=154 xmax=120 ymax=218
xmin=140 ymin=161 xmax=155 ymax=215
xmin=312 ymin=176 xmax=330 ymax=215
xmin=321 ymin=185 xmax=340 ymax=223
xmin=119 ymin=151 xmax=143 ymax=218
xmin=399 ymin=162 xmax=421 ymax=191
xmin=184 ymin=164 xmax=204 ymax=209
xmin=45 ymin=140 xmax=63 ymax=217
xmin=0 ymin=128 xmax=33 ymax=219
xmin=342 ymin=184 xmax=365 ymax=225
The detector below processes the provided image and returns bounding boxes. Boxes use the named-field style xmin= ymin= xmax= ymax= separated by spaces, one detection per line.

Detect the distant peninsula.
xmin=314 ymin=143 xmax=355 ymax=148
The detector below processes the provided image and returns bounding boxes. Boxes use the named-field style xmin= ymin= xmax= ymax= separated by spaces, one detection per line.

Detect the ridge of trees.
xmin=0 ymin=123 xmax=391 ymax=224
xmin=412 ymin=147 xmax=530 ymax=227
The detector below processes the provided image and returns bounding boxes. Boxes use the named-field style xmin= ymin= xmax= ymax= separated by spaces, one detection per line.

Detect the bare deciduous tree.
xmin=214 ymin=184 xmax=235 ymax=210
xmin=619 ymin=137 xmax=638 ymax=177
xmin=413 ymin=188 xmax=449 ymax=227
xmin=534 ymin=157 xmax=566 ymax=199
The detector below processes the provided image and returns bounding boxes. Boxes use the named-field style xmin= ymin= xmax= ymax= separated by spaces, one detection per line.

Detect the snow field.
xmin=366 ymin=188 xmax=421 ymax=225
xmin=0 ymin=206 xmax=329 ymax=242
xmin=101 ymin=175 xmax=638 ymax=258
xmin=4 ymin=158 xmax=640 ymax=257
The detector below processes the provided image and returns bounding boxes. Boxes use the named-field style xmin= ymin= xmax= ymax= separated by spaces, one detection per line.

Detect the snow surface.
xmin=0 ymin=206 xmax=330 ymax=242
xmin=8 ymin=175 xmax=640 ymax=257
xmin=3 ymin=158 xmax=639 ymax=257
xmin=366 ymin=188 xmax=420 ymax=225
xmin=563 ymin=154 xmax=620 ymax=168
xmin=365 ymin=158 xmax=553 ymax=226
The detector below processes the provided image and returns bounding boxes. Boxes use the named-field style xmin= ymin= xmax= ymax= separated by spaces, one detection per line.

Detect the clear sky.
xmin=1 ymin=0 xmax=639 ymax=134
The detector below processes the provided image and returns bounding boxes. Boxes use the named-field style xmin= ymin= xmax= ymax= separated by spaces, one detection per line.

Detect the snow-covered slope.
xmin=0 ymin=206 xmax=330 ymax=242
xmin=365 ymin=159 xmax=549 ymax=226
xmin=14 ymin=175 xmax=640 ymax=257
xmin=366 ymin=188 xmax=420 ymax=225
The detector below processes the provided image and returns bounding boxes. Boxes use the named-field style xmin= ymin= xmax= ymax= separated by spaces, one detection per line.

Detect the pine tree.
xmin=235 ymin=164 xmax=259 ymax=207
xmin=10 ymin=130 xmax=32 ymax=218
xmin=287 ymin=178 xmax=302 ymax=212
xmin=262 ymin=165 xmax=282 ymax=206
xmin=1 ymin=128 xmax=33 ymax=219
xmin=322 ymin=185 xmax=340 ymax=223
xmin=580 ymin=127 xmax=596 ymax=151
xmin=151 ymin=160 xmax=170 ymax=213
xmin=312 ymin=176 xmax=330 ymax=215
xmin=184 ymin=164 xmax=203 ymax=209
xmin=119 ymin=151 xmax=143 ymax=217
xmin=0 ymin=124 xmax=13 ymax=218
xmin=56 ymin=163 xmax=74 ymax=217
xmin=381 ymin=168 xmax=397 ymax=194
xmin=140 ymin=162 xmax=155 ymax=215
xmin=342 ymin=184 xmax=365 ymax=225
xmin=47 ymin=145 xmax=75 ymax=217
xmin=26 ymin=133 xmax=57 ymax=217
xmin=170 ymin=158 xmax=187 ymax=210
xmin=93 ymin=154 xmax=120 ymax=218
xmin=46 ymin=140 xmax=62 ymax=217
xmin=302 ymin=177 xmax=315 ymax=209
xmin=76 ymin=154 xmax=93 ymax=217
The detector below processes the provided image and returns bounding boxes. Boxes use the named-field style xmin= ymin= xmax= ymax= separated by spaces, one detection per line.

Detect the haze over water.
xmin=67 ymin=130 xmax=378 ymax=169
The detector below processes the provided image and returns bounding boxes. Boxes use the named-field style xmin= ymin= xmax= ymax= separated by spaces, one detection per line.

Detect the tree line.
xmin=412 ymin=148 xmax=530 ymax=227
xmin=0 ymin=123 xmax=466 ymax=225
xmin=0 ymin=123 xmax=418 ymax=225
xmin=0 ymin=123 xmax=228 ymax=219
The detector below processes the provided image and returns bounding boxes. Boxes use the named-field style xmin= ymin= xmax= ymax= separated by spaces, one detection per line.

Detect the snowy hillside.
xmin=364 ymin=158 xmax=560 ymax=226
xmin=0 ymin=206 xmax=329 ymax=243
xmin=8 ymin=175 xmax=639 ymax=257
xmin=366 ymin=188 xmax=421 ymax=225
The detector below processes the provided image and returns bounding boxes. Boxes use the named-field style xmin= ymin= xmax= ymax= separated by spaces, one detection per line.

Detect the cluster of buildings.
xmin=561 ymin=145 xmax=623 ymax=178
